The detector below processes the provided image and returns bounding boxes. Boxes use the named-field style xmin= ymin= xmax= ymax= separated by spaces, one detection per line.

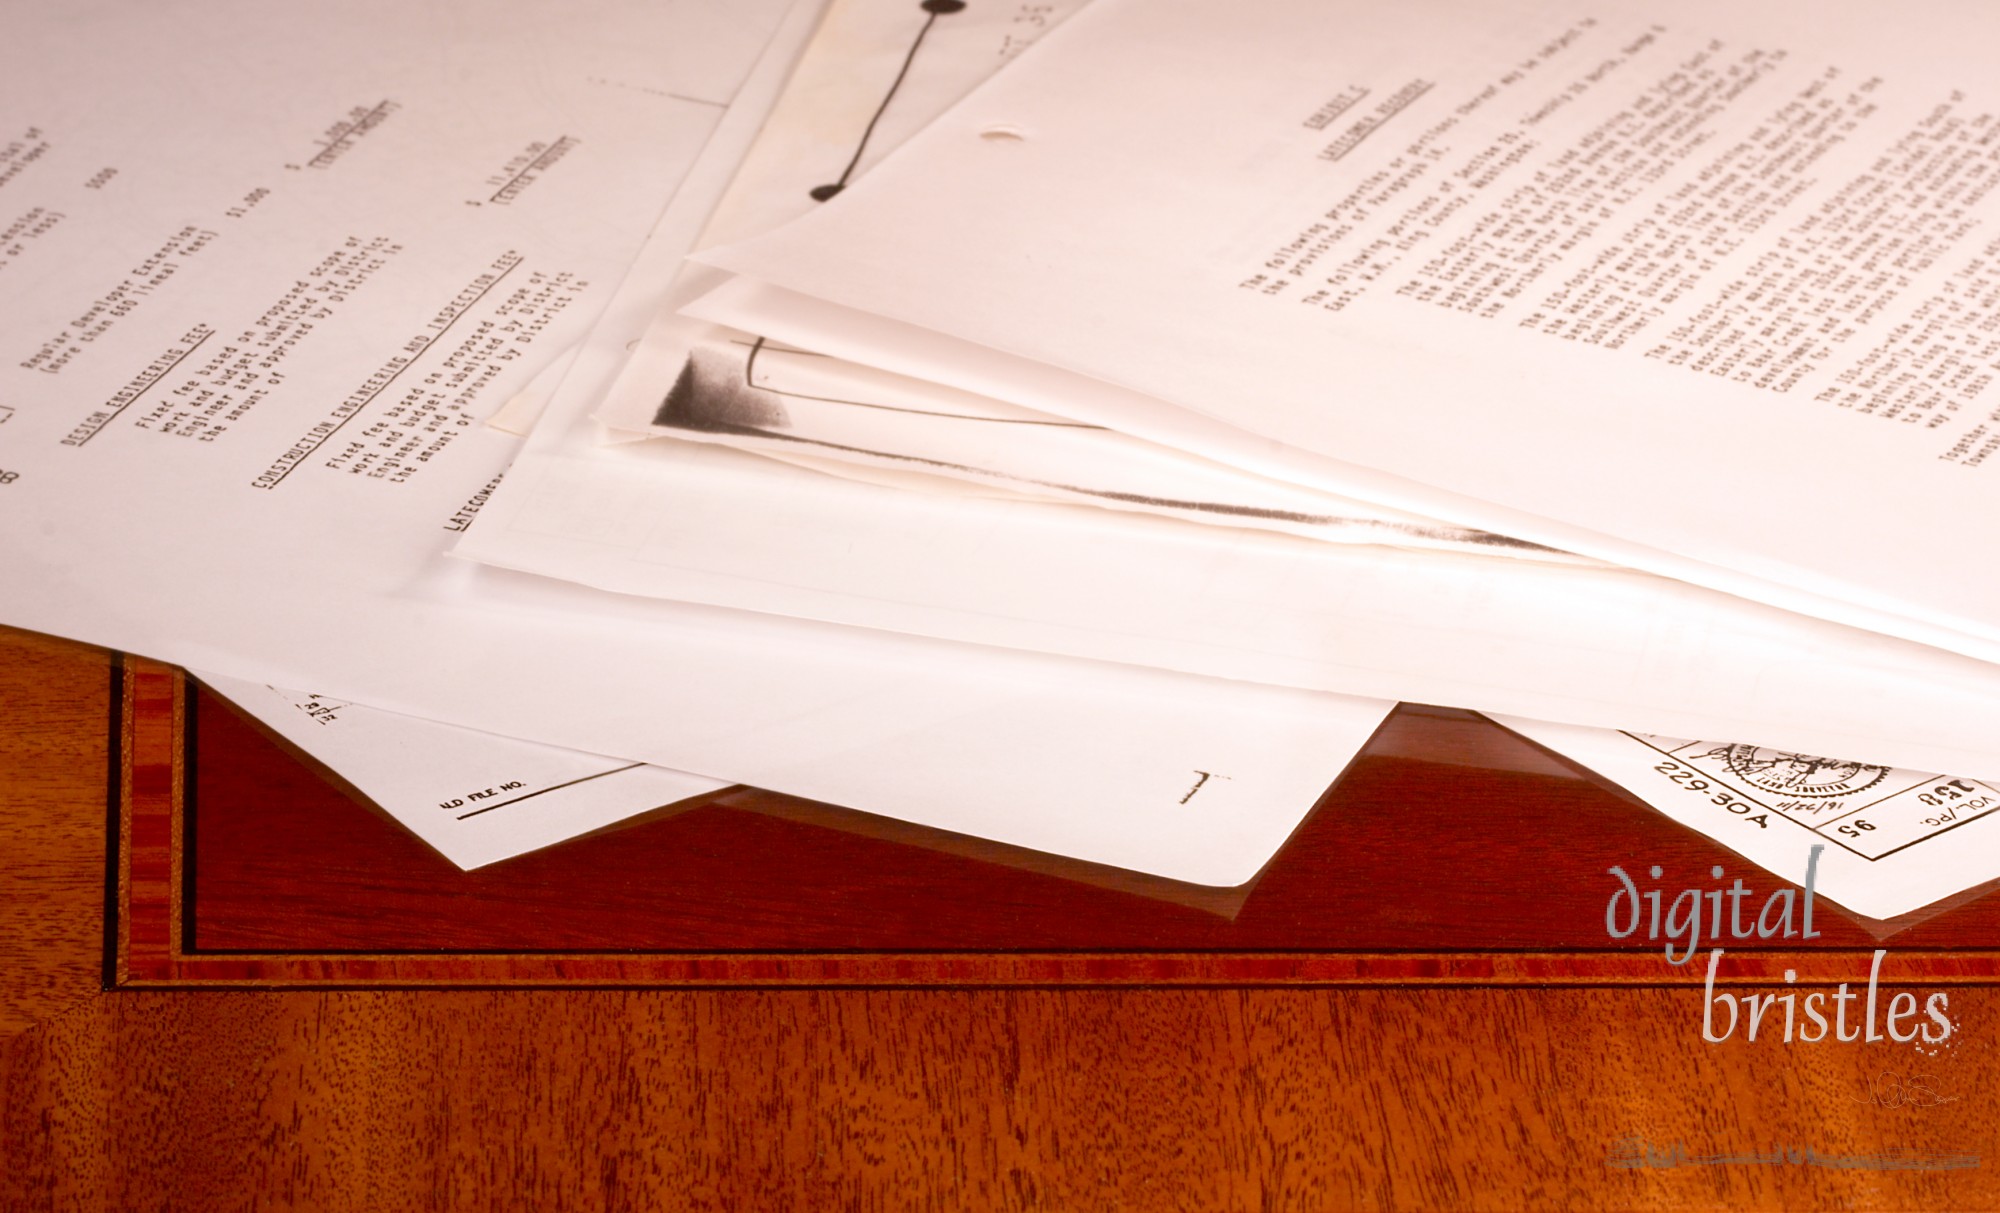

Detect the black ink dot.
xmin=922 ymin=0 xmax=966 ymax=13
xmin=809 ymin=184 xmax=845 ymax=202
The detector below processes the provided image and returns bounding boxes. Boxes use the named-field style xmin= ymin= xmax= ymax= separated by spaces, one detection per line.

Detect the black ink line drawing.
xmin=1180 ymin=771 xmax=1229 ymax=805
xmin=809 ymin=0 xmax=967 ymax=202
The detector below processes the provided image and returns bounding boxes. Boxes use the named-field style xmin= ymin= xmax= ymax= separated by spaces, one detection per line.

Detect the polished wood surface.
xmin=7 ymin=988 xmax=1998 ymax=1210
xmin=0 ymin=631 xmax=109 ymax=1037
xmin=6 ymin=624 xmax=2000 ymax=1209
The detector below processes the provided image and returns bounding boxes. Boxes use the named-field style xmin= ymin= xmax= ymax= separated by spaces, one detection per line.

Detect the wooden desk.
xmin=5 ymin=623 xmax=1997 ymax=1209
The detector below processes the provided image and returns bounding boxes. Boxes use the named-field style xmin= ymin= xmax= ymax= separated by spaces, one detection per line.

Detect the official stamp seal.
xmin=1697 ymin=744 xmax=1891 ymax=799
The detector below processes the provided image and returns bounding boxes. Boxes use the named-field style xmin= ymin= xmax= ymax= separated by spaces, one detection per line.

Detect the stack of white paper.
xmin=0 ymin=0 xmax=1397 ymax=886
xmin=458 ymin=0 xmax=2000 ymax=916
xmin=15 ymin=0 xmax=2000 ymax=917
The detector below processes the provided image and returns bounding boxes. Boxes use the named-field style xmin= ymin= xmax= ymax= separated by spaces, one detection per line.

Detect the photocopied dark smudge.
xmin=653 ymin=344 xmax=792 ymax=431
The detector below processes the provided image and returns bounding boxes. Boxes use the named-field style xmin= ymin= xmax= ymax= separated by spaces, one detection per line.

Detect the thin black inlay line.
xmin=180 ymin=672 xmax=199 ymax=953
xmin=808 ymin=1 xmax=963 ymax=201
xmin=100 ymin=656 xmax=124 ymax=991
xmin=741 ymin=335 xmax=1106 ymax=428
xmin=454 ymin=763 xmax=648 ymax=820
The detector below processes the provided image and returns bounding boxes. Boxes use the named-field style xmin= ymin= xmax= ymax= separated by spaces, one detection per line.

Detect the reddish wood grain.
xmin=6 ymin=987 xmax=1998 ymax=1211
xmin=0 ymin=627 xmax=110 ymax=1039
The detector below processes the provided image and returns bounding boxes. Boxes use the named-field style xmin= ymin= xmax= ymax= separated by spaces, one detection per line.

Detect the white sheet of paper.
xmin=584 ymin=0 xmax=1561 ymax=562
xmin=460 ymin=426 xmax=2000 ymax=782
xmin=485 ymin=346 xmax=580 ymax=438
xmin=687 ymin=261 xmax=2000 ymax=677
xmin=621 ymin=334 xmax=1581 ymax=561
xmin=1489 ymin=714 xmax=2000 ymax=920
xmin=195 ymin=669 xmax=726 ymax=869
xmin=700 ymin=0 xmax=2000 ymax=664
xmin=684 ymin=0 xmax=1091 ymax=248
xmin=595 ymin=0 xmax=1092 ymax=441
xmin=0 ymin=0 xmax=1392 ymax=885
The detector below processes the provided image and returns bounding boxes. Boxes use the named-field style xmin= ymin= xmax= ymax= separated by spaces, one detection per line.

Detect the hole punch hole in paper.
xmin=979 ymin=125 xmax=1028 ymax=143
